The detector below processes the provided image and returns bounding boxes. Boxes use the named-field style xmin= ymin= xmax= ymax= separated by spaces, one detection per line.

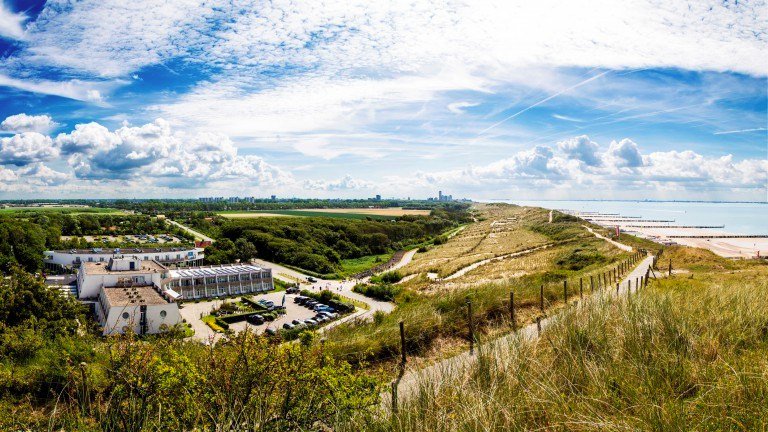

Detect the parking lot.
xmin=179 ymin=290 xmax=347 ymax=341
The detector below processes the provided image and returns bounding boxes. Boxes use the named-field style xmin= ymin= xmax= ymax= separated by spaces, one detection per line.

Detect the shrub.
xmin=353 ymin=283 xmax=402 ymax=302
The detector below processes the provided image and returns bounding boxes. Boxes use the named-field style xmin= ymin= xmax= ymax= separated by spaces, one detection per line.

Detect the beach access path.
xmin=584 ymin=225 xmax=633 ymax=252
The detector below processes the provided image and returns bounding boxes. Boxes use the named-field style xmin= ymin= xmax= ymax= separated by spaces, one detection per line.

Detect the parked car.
xmin=246 ymin=314 xmax=264 ymax=325
xmin=303 ymin=319 xmax=318 ymax=326
xmin=294 ymin=296 xmax=307 ymax=304
xmin=314 ymin=316 xmax=328 ymax=323
xmin=258 ymin=299 xmax=275 ymax=308
xmin=282 ymin=322 xmax=295 ymax=330
xmin=286 ymin=286 xmax=300 ymax=294
xmin=319 ymin=311 xmax=338 ymax=319
xmin=265 ymin=327 xmax=277 ymax=335
xmin=291 ymin=319 xmax=303 ymax=326
xmin=307 ymin=277 xmax=317 ymax=283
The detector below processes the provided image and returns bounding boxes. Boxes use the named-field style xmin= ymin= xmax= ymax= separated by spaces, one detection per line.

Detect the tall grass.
xmin=348 ymin=273 xmax=768 ymax=431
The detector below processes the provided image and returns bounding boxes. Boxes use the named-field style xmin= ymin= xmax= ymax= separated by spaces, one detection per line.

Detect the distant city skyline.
xmin=0 ymin=1 xmax=766 ymax=201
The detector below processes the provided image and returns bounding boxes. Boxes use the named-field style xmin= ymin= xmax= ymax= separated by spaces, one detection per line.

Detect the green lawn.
xmin=0 ymin=207 xmax=123 ymax=215
xmin=218 ymin=209 xmax=396 ymax=220
xmin=338 ymin=253 xmax=393 ymax=277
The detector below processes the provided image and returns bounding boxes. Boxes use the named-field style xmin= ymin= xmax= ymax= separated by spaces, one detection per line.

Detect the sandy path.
xmin=384 ymin=254 xmax=654 ymax=408
xmin=442 ymin=244 xmax=553 ymax=281
xmin=583 ymin=225 xmax=633 ymax=252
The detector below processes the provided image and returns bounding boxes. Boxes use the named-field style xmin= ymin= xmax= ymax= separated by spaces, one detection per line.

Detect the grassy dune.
xmin=350 ymin=261 xmax=768 ymax=431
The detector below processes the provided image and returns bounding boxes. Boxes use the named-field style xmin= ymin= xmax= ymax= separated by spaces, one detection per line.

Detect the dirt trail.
xmin=583 ymin=225 xmax=633 ymax=252
xmin=441 ymin=243 xmax=552 ymax=281
xmin=383 ymin=254 xmax=654 ymax=409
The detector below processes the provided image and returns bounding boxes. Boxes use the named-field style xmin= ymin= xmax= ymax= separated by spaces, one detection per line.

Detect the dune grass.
xmin=348 ymin=266 xmax=768 ymax=431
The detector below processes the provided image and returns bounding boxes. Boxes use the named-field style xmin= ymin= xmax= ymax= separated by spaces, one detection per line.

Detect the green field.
xmin=338 ymin=253 xmax=393 ymax=277
xmin=0 ymin=206 xmax=123 ymax=215
xmin=218 ymin=209 xmax=397 ymax=220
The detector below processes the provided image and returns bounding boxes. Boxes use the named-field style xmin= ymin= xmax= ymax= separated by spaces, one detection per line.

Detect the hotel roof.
xmin=102 ymin=286 xmax=169 ymax=306
xmin=49 ymin=246 xmax=202 ymax=254
xmin=170 ymin=264 xmax=267 ymax=278
xmin=82 ymin=260 xmax=167 ymax=275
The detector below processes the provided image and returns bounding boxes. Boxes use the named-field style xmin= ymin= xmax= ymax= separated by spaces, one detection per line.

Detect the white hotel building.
xmin=78 ymin=257 xmax=273 ymax=335
xmin=44 ymin=246 xmax=205 ymax=272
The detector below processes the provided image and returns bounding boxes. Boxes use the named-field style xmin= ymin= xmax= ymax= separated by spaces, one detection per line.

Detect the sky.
xmin=0 ymin=0 xmax=766 ymax=201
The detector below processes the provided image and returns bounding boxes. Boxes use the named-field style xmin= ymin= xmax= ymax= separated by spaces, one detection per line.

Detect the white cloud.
xmin=0 ymin=2 xmax=26 ymax=40
xmin=1 ymin=113 xmax=59 ymax=134
xmin=447 ymin=102 xmax=480 ymax=114
xmin=16 ymin=162 xmax=70 ymax=186
xmin=412 ymin=135 xmax=768 ymax=195
xmin=557 ymin=135 xmax=601 ymax=167
xmin=303 ymin=174 xmax=373 ymax=191
xmin=53 ymin=119 xmax=291 ymax=187
xmin=0 ymin=74 xmax=120 ymax=103
xmin=606 ymin=138 xmax=644 ymax=168
xmin=0 ymin=132 xmax=59 ymax=166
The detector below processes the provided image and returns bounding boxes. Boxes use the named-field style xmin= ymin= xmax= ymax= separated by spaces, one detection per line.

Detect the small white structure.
xmin=44 ymin=247 xmax=204 ymax=271
xmin=96 ymin=284 xmax=182 ymax=336
xmin=77 ymin=258 xmax=169 ymax=299
xmin=79 ymin=258 xmax=181 ymax=335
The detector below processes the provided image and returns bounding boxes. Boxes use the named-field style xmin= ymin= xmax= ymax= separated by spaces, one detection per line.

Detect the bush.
xmin=353 ymin=283 xmax=402 ymax=302
xmin=380 ymin=271 xmax=403 ymax=283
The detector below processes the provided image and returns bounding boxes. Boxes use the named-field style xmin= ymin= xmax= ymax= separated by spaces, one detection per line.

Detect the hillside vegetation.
xmin=348 ymin=254 xmax=768 ymax=431
xmin=193 ymin=204 xmax=472 ymax=277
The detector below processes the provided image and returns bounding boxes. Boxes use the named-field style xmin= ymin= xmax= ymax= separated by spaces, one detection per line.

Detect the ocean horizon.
xmin=491 ymin=200 xmax=767 ymax=236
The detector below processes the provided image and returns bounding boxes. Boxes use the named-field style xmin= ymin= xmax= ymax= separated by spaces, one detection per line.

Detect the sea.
xmin=490 ymin=200 xmax=767 ymax=235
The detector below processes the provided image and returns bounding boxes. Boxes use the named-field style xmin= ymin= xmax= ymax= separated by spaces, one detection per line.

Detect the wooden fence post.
xmin=391 ymin=381 xmax=398 ymax=414
xmin=563 ymin=280 xmax=568 ymax=305
xmin=540 ymin=285 xmax=544 ymax=312
xmin=467 ymin=298 xmax=474 ymax=355
xmin=510 ymin=291 xmax=516 ymax=330
xmin=536 ymin=316 xmax=542 ymax=335
xmin=579 ymin=278 xmax=583 ymax=300
xmin=399 ymin=321 xmax=406 ymax=366
xmin=616 ymin=282 xmax=619 ymax=296
xmin=590 ymin=275 xmax=594 ymax=293
xmin=668 ymin=259 xmax=672 ymax=276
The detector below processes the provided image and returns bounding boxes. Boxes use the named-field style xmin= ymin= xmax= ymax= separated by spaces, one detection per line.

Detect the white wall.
xmin=44 ymin=248 xmax=204 ymax=268
xmin=79 ymin=270 xmax=164 ymax=299
xmin=101 ymin=303 xmax=181 ymax=335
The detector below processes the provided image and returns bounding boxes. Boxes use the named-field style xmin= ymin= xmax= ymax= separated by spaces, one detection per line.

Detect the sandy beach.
xmin=574 ymin=214 xmax=767 ymax=259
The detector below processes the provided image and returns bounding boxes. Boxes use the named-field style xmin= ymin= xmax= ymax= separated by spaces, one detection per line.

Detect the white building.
xmin=96 ymin=284 xmax=182 ymax=336
xmin=166 ymin=264 xmax=273 ymax=299
xmin=44 ymin=246 xmax=205 ymax=272
xmin=77 ymin=258 xmax=274 ymax=335
xmin=81 ymin=258 xmax=182 ymax=335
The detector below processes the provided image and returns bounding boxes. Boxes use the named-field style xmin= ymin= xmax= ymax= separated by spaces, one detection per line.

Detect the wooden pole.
xmin=536 ymin=316 xmax=541 ymax=335
xmin=540 ymin=285 xmax=544 ymax=312
xmin=590 ymin=275 xmax=594 ymax=293
xmin=668 ymin=259 xmax=672 ymax=276
xmin=391 ymin=381 xmax=398 ymax=414
xmin=399 ymin=321 xmax=406 ymax=366
xmin=579 ymin=278 xmax=583 ymax=300
xmin=616 ymin=282 xmax=619 ymax=296
xmin=467 ymin=298 xmax=474 ymax=355
xmin=563 ymin=280 xmax=568 ymax=305
xmin=510 ymin=291 xmax=516 ymax=330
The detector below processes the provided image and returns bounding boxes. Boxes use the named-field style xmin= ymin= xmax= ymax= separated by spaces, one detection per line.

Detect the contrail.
xmin=713 ymin=127 xmax=767 ymax=135
xmin=478 ymin=70 xmax=610 ymax=135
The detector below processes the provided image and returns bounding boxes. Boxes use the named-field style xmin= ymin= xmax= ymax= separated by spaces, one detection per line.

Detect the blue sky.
xmin=0 ymin=0 xmax=766 ymax=200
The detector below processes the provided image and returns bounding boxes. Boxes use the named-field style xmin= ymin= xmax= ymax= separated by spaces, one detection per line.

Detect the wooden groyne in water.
xmin=625 ymin=225 xmax=725 ymax=229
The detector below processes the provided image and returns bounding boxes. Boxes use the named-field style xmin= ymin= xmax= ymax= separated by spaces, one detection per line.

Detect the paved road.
xmin=252 ymin=258 xmax=396 ymax=317
xmin=386 ymin=254 xmax=655 ymax=407
xmin=168 ymin=219 xmax=215 ymax=243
